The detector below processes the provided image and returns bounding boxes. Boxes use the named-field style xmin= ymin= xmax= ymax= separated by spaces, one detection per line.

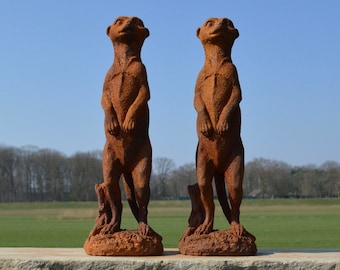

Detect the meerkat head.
xmin=107 ymin=16 xmax=149 ymax=45
xmin=196 ymin=17 xmax=239 ymax=46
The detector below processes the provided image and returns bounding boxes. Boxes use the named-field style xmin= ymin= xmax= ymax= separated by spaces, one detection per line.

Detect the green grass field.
xmin=0 ymin=199 xmax=339 ymax=249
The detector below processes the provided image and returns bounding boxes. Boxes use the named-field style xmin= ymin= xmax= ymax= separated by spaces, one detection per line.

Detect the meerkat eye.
xmin=205 ymin=20 xmax=213 ymax=27
xmin=114 ymin=19 xmax=123 ymax=25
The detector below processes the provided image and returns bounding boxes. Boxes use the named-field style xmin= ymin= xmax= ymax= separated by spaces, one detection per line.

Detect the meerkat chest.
xmin=199 ymin=69 xmax=234 ymax=115
xmin=109 ymin=68 xmax=141 ymax=107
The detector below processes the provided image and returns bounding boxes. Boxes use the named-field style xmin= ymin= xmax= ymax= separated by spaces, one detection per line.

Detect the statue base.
xmin=178 ymin=228 xmax=257 ymax=256
xmin=84 ymin=229 xmax=163 ymax=256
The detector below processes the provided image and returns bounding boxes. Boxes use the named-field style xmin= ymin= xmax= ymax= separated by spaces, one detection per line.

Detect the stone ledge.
xmin=0 ymin=248 xmax=339 ymax=270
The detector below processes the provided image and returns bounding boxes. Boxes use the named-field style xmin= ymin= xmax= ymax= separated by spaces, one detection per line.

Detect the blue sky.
xmin=0 ymin=1 xmax=339 ymax=166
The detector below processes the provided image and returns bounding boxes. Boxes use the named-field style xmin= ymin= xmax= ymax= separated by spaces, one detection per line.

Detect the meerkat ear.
xmin=106 ymin=26 xmax=111 ymax=36
xmin=196 ymin=27 xmax=201 ymax=38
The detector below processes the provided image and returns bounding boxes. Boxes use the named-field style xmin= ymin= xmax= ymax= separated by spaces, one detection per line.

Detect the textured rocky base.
xmin=178 ymin=229 xmax=257 ymax=256
xmin=84 ymin=229 xmax=163 ymax=256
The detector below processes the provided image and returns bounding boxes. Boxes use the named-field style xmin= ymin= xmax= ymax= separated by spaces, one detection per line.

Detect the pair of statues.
xmin=84 ymin=16 xmax=256 ymax=256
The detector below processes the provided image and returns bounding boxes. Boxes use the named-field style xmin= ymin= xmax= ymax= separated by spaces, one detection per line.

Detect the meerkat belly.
xmin=108 ymin=134 xmax=150 ymax=167
xmin=199 ymin=136 xmax=234 ymax=166
xmin=200 ymin=73 xmax=232 ymax=125
xmin=122 ymin=135 xmax=151 ymax=168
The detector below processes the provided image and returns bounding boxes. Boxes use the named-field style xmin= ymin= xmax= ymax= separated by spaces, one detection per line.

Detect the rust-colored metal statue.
xmin=84 ymin=16 xmax=163 ymax=256
xmin=179 ymin=17 xmax=256 ymax=256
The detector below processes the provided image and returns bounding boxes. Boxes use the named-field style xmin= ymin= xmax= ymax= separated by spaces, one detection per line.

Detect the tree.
xmin=32 ymin=149 xmax=67 ymax=201
xmin=68 ymin=151 xmax=103 ymax=201
xmin=0 ymin=146 xmax=21 ymax=202
xmin=320 ymin=161 xmax=340 ymax=198
xmin=244 ymin=161 xmax=262 ymax=198
xmin=151 ymin=157 xmax=175 ymax=199
xmin=292 ymin=164 xmax=329 ymax=198
xmin=244 ymin=158 xmax=294 ymax=198
xmin=167 ymin=163 xmax=196 ymax=199
xmin=244 ymin=158 xmax=271 ymax=198
xmin=20 ymin=146 xmax=40 ymax=201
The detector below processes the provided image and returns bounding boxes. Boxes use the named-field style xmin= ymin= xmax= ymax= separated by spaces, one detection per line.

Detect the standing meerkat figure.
xmin=85 ymin=17 xmax=163 ymax=256
xmin=194 ymin=17 xmax=244 ymax=235
xmin=100 ymin=16 xmax=152 ymax=236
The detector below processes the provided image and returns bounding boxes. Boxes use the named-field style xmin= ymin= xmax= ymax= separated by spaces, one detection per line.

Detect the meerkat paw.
xmin=138 ymin=222 xmax=150 ymax=237
xmin=230 ymin=221 xmax=244 ymax=236
xmin=101 ymin=222 xmax=120 ymax=235
xmin=194 ymin=222 xmax=213 ymax=235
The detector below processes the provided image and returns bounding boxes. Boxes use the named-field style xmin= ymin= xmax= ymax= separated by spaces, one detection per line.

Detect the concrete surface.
xmin=0 ymin=248 xmax=339 ymax=269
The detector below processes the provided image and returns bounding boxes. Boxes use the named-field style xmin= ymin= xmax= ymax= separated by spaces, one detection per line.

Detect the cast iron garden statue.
xmin=178 ymin=17 xmax=257 ymax=256
xmin=84 ymin=16 xmax=163 ymax=256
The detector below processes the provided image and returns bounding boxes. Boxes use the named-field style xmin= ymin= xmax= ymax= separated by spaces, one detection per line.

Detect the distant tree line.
xmin=0 ymin=146 xmax=102 ymax=202
xmin=0 ymin=145 xmax=339 ymax=202
xmin=243 ymin=158 xmax=340 ymax=199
